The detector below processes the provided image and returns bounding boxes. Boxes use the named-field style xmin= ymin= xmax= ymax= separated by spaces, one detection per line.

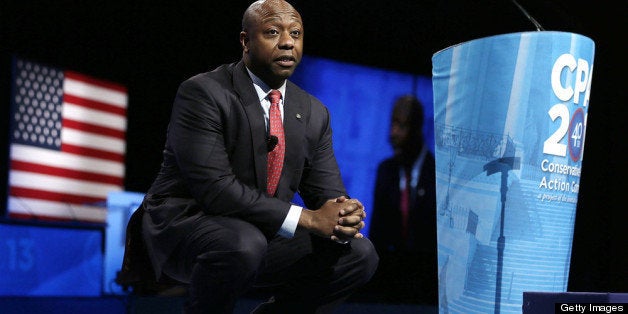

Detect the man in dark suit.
xmin=119 ymin=0 xmax=378 ymax=313
xmin=366 ymin=95 xmax=438 ymax=304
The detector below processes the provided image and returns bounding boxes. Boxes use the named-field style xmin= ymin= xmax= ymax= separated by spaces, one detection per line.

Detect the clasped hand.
xmin=300 ymin=196 xmax=366 ymax=243
xmin=331 ymin=196 xmax=366 ymax=242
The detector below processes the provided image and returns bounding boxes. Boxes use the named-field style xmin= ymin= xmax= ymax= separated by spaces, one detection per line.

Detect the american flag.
xmin=7 ymin=58 xmax=128 ymax=224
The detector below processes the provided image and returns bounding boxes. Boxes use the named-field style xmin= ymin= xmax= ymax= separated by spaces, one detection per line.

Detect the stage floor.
xmin=0 ymin=295 xmax=438 ymax=314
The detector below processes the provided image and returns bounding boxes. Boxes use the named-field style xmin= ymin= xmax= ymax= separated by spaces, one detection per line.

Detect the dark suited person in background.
xmin=118 ymin=0 xmax=378 ymax=313
xmin=366 ymin=94 xmax=438 ymax=305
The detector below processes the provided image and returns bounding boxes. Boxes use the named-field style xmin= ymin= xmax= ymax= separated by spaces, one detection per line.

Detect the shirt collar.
xmin=246 ymin=67 xmax=287 ymax=102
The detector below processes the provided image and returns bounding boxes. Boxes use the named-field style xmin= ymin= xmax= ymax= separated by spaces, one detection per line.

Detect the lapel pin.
xmin=296 ymin=113 xmax=302 ymax=119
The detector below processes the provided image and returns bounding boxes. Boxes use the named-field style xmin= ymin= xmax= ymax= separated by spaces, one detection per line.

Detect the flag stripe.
xmin=8 ymin=212 xmax=70 ymax=223
xmin=11 ymin=160 xmax=124 ymax=186
xmin=63 ymin=102 xmax=127 ymax=131
xmin=61 ymin=128 xmax=126 ymax=155
xmin=8 ymin=212 xmax=104 ymax=224
xmin=63 ymin=118 xmax=126 ymax=140
xmin=10 ymin=186 xmax=107 ymax=205
xmin=64 ymin=72 xmax=128 ymax=107
xmin=10 ymin=170 xmax=122 ymax=198
xmin=11 ymin=144 xmax=124 ymax=177
xmin=61 ymin=143 xmax=125 ymax=162
xmin=63 ymin=94 xmax=127 ymax=117
xmin=65 ymin=71 xmax=127 ymax=93
xmin=8 ymin=196 xmax=107 ymax=222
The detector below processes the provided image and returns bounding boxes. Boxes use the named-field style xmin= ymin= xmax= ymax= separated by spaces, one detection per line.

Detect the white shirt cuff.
xmin=277 ymin=205 xmax=302 ymax=238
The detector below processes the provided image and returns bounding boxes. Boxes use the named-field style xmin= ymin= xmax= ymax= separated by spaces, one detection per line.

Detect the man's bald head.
xmin=242 ymin=0 xmax=300 ymax=31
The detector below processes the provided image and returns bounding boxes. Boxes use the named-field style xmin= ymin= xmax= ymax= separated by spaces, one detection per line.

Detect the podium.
xmin=432 ymin=31 xmax=595 ymax=313
xmin=104 ymin=191 xmax=144 ymax=294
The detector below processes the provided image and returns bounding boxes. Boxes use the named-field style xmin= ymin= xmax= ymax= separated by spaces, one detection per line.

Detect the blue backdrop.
xmin=291 ymin=56 xmax=433 ymax=235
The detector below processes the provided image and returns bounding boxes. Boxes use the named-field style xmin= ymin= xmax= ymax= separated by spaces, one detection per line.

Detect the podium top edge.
xmin=431 ymin=31 xmax=594 ymax=57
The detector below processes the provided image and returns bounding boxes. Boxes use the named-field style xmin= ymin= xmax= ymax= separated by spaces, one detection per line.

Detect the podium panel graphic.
xmin=432 ymin=32 xmax=595 ymax=313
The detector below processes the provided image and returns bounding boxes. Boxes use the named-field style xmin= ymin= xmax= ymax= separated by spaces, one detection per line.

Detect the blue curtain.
xmin=290 ymin=56 xmax=433 ymax=236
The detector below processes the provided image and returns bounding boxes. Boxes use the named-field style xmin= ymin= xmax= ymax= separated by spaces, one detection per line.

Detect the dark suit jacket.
xmin=361 ymin=152 xmax=438 ymax=304
xmin=368 ymin=153 xmax=437 ymax=254
xmin=137 ymin=61 xmax=347 ymax=278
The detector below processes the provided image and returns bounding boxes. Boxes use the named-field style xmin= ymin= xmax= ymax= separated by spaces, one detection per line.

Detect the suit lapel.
xmin=233 ymin=62 xmax=268 ymax=190
xmin=281 ymin=82 xmax=306 ymax=192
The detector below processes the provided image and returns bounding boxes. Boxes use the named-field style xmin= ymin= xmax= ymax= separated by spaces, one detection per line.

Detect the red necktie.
xmin=267 ymin=90 xmax=284 ymax=196
xmin=400 ymin=172 xmax=410 ymax=239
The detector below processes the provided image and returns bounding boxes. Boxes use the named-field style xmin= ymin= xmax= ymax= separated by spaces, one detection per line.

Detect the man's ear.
xmin=240 ymin=31 xmax=249 ymax=52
